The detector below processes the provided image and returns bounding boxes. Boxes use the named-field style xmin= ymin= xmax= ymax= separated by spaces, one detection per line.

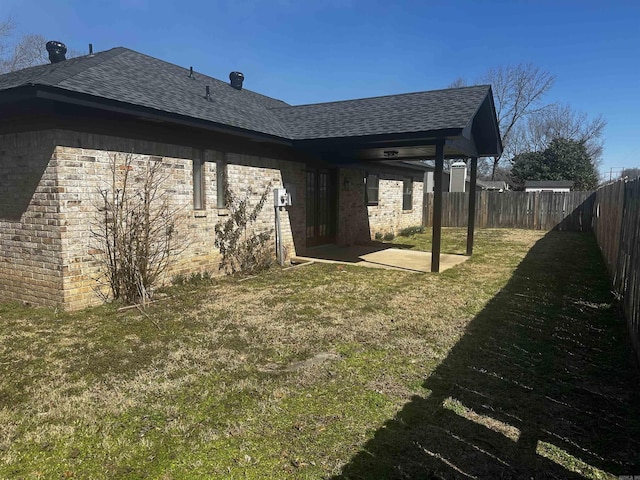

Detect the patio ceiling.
xmin=297 ymin=135 xmax=479 ymax=162
xmin=337 ymin=136 xmax=479 ymax=162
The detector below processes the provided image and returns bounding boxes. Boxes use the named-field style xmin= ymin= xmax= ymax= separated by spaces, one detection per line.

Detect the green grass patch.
xmin=1 ymin=228 xmax=639 ymax=478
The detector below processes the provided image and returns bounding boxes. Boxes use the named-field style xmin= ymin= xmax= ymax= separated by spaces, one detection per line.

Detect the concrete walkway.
xmin=292 ymin=243 xmax=469 ymax=273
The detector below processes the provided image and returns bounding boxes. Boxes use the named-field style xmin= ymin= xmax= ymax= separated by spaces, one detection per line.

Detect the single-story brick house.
xmin=0 ymin=43 xmax=501 ymax=309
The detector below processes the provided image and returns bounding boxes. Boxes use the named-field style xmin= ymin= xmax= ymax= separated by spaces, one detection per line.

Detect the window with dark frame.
xmin=366 ymin=173 xmax=379 ymax=205
xmin=193 ymin=150 xmax=205 ymax=210
xmin=216 ymin=154 xmax=227 ymax=209
xmin=402 ymin=177 xmax=413 ymax=211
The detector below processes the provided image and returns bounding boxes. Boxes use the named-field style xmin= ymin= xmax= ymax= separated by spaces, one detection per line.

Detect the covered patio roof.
xmin=274 ymin=84 xmax=502 ymax=161
xmin=279 ymin=85 xmax=503 ymax=272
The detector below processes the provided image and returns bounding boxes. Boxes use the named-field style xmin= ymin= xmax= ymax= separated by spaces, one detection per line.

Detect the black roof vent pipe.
xmin=230 ymin=71 xmax=244 ymax=90
xmin=46 ymin=41 xmax=67 ymax=63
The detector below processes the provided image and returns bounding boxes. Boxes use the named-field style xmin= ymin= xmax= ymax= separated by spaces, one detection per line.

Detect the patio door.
xmin=306 ymin=169 xmax=337 ymax=247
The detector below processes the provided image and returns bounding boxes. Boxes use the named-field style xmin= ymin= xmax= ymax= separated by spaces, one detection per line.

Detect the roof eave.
xmin=0 ymin=84 xmax=39 ymax=104
xmin=0 ymin=84 xmax=293 ymax=146
xmin=460 ymin=86 xmax=503 ymax=158
xmin=483 ymin=85 xmax=504 ymax=156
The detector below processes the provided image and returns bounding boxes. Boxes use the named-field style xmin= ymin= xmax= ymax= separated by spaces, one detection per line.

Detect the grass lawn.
xmin=1 ymin=228 xmax=639 ymax=479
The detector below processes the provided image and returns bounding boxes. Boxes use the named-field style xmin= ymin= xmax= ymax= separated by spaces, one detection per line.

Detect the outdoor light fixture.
xmin=384 ymin=150 xmax=399 ymax=158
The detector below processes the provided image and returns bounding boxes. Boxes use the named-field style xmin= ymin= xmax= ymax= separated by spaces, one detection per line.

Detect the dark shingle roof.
xmin=524 ymin=180 xmax=574 ymax=188
xmin=0 ymin=47 xmax=494 ymax=145
xmin=0 ymin=47 xmax=291 ymax=138
xmin=270 ymin=86 xmax=491 ymax=140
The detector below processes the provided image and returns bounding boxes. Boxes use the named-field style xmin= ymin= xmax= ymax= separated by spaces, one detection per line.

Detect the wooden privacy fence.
xmin=423 ymin=191 xmax=595 ymax=231
xmin=593 ymin=178 xmax=640 ymax=362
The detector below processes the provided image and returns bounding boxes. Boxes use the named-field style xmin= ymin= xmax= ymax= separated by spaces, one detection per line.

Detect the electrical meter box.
xmin=273 ymin=188 xmax=291 ymax=207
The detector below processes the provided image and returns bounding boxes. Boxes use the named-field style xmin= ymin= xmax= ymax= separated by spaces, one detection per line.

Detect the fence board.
xmin=593 ymin=178 xmax=640 ymax=362
xmin=423 ymin=191 xmax=595 ymax=231
xmin=421 ymin=185 xmax=639 ymax=362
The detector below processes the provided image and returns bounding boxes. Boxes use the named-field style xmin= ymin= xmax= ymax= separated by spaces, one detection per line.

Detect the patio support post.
xmin=431 ymin=141 xmax=445 ymax=272
xmin=466 ymin=157 xmax=477 ymax=256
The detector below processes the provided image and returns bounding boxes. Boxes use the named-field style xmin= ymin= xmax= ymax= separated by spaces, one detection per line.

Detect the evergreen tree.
xmin=511 ymin=138 xmax=599 ymax=190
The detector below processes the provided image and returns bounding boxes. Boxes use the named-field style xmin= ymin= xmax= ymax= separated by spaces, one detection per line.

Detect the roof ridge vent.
xmin=230 ymin=71 xmax=244 ymax=90
xmin=46 ymin=40 xmax=67 ymax=64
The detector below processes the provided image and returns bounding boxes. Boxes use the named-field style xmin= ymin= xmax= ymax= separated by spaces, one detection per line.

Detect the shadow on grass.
xmin=335 ymin=231 xmax=640 ymax=479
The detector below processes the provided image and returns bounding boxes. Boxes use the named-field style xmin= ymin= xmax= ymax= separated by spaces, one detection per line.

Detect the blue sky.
xmin=2 ymin=0 xmax=639 ymax=178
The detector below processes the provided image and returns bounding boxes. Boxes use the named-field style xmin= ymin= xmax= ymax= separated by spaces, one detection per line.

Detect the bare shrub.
xmin=214 ymin=184 xmax=273 ymax=274
xmin=91 ymin=153 xmax=184 ymax=304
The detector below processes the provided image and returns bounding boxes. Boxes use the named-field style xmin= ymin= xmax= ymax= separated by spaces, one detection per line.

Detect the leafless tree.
xmin=450 ymin=64 xmax=555 ymax=179
xmin=448 ymin=77 xmax=467 ymax=88
xmin=510 ymin=103 xmax=606 ymax=164
xmin=474 ymin=158 xmax=512 ymax=182
xmin=484 ymin=64 xmax=555 ymax=178
xmin=0 ymin=16 xmax=82 ymax=73
xmin=91 ymin=153 xmax=186 ymax=305
xmin=0 ymin=17 xmax=15 ymax=66
xmin=0 ymin=33 xmax=49 ymax=73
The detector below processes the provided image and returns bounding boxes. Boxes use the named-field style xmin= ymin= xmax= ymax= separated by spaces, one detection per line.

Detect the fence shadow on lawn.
xmin=335 ymin=231 xmax=640 ymax=479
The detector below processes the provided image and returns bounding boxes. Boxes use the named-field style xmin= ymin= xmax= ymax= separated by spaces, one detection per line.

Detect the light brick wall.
xmin=55 ymin=144 xmax=223 ymax=310
xmin=0 ymin=131 xmax=65 ymax=307
xmin=336 ymin=168 xmax=425 ymax=243
xmin=0 ymin=130 xmax=304 ymax=310
xmin=367 ymin=173 xmax=424 ymax=238
xmin=226 ymin=153 xmax=306 ymax=259
xmin=1 ymin=129 xmax=425 ymax=309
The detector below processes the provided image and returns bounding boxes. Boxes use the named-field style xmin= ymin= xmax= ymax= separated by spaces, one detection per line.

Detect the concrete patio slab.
xmin=292 ymin=244 xmax=469 ymax=273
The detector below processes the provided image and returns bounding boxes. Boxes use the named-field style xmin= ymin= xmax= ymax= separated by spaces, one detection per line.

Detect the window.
xmin=216 ymin=154 xmax=227 ymax=209
xmin=402 ymin=177 xmax=413 ymax=210
xmin=366 ymin=173 xmax=379 ymax=205
xmin=193 ymin=150 xmax=205 ymax=210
